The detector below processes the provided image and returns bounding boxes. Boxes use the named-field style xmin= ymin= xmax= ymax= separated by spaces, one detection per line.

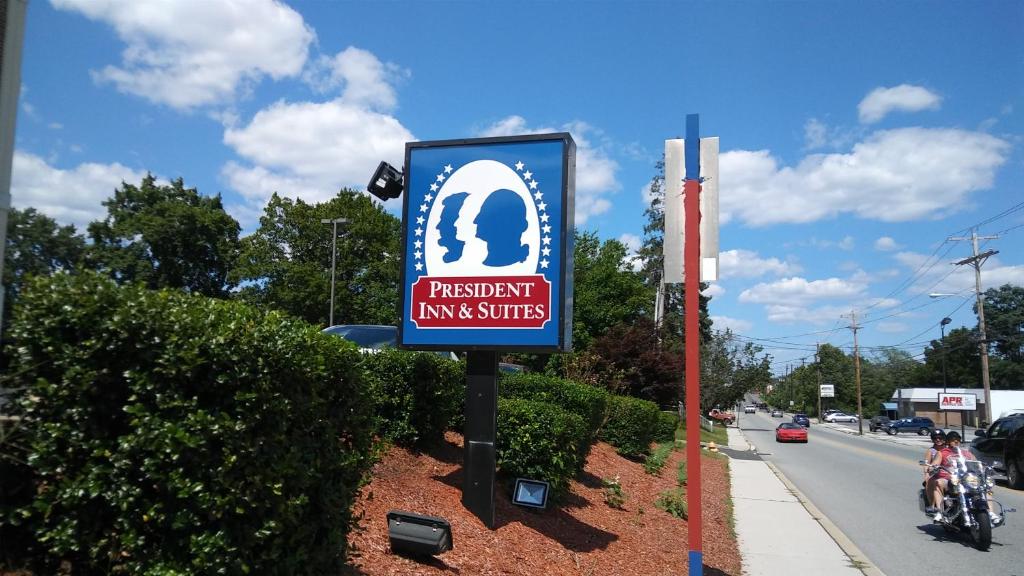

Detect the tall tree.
xmin=700 ymin=330 xmax=773 ymax=411
xmin=3 ymin=207 xmax=87 ymax=329
xmin=910 ymin=327 xmax=981 ymax=389
xmin=982 ymin=284 xmax=1024 ymax=364
xmin=232 ymin=190 xmax=401 ymax=326
xmin=88 ymin=175 xmax=241 ymax=297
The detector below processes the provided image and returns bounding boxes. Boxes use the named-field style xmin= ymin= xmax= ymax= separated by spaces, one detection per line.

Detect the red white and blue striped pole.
xmin=683 ymin=113 xmax=703 ymax=576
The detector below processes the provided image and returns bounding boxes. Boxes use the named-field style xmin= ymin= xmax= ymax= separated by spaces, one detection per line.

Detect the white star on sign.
xmin=542 ymin=247 xmax=551 ymax=256
xmin=430 ymin=183 xmax=438 ymax=192
xmin=444 ymin=164 xmax=453 ymax=174
xmin=533 ymin=191 xmax=543 ymax=200
xmin=529 ymin=180 xmax=538 ymax=190
xmin=543 ymin=224 xmax=551 ymax=234
xmin=415 ymin=262 xmax=423 ymax=271
xmin=540 ymin=259 xmax=549 ymax=269
xmin=543 ymin=236 xmax=551 ymax=245
xmin=436 ymin=174 xmax=445 ymax=182
xmin=540 ymin=213 xmax=549 ymax=223
xmin=415 ymin=227 xmax=423 ymax=236
xmin=420 ymin=204 xmax=428 ymax=213
xmin=414 ymin=240 xmax=422 ymax=249
xmin=515 ymin=161 xmax=524 ymax=171
xmin=537 ymin=201 xmax=547 ymax=212
xmin=523 ymin=170 xmax=532 ymax=180
xmin=415 ymin=250 xmax=422 ymax=259
xmin=416 ymin=216 xmax=425 ymax=225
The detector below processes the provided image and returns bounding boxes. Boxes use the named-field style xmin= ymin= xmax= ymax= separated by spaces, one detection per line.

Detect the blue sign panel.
xmin=399 ymin=134 xmax=575 ymax=352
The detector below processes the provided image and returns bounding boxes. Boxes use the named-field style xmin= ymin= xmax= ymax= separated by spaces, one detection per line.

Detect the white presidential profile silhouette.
xmin=424 ymin=160 xmax=541 ymax=276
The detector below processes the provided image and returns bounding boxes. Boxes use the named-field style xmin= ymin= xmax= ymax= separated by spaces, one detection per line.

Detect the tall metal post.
xmin=683 ymin=114 xmax=703 ymax=576
xmin=950 ymin=229 xmax=998 ymax=425
xmin=321 ymin=218 xmax=348 ymax=326
xmin=463 ymin=351 xmax=498 ymax=528
xmin=940 ymin=317 xmax=951 ymax=427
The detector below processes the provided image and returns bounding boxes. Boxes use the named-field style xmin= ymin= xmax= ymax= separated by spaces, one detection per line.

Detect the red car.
xmin=776 ymin=422 xmax=808 ymax=443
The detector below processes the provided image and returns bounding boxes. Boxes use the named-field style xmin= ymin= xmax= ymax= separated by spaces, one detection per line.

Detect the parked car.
xmin=744 ymin=405 xmax=756 ymax=414
xmin=822 ymin=409 xmax=842 ymax=420
xmin=792 ymin=413 xmax=810 ymax=427
xmin=824 ymin=412 xmax=859 ymax=423
xmin=971 ymin=413 xmax=1024 ymax=489
xmin=771 ymin=409 xmax=784 ymax=418
xmin=321 ymin=324 xmax=459 ymax=361
xmin=886 ymin=416 xmax=934 ymax=435
xmin=776 ymin=422 xmax=808 ymax=443
xmin=868 ymin=415 xmax=892 ymax=432
xmin=708 ymin=408 xmax=735 ymax=425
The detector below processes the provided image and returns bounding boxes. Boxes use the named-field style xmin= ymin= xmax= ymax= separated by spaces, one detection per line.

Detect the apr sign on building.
xmin=399 ymin=134 xmax=575 ymax=352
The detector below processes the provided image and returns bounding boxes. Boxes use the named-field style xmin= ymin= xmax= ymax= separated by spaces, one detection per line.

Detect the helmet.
xmin=946 ymin=431 xmax=962 ymax=443
xmin=930 ymin=429 xmax=946 ymax=441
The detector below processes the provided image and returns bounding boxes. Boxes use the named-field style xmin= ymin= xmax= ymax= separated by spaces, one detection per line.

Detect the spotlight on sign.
xmin=367 ymin=161 xmax=403 ymax=201
xmin=386 ymin=510 xmax=452 ymax=556
xmin=511 ymin=478 xmax=550 ymax=509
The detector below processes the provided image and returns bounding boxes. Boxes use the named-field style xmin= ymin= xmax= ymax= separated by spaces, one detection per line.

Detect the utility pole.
xmin=816 ymin=343 xmax=822 ymax=420
xmin=949 ymin=229 xmax=998 ymax=425
xmin=843 ymin=310 xmax=864 ymax=435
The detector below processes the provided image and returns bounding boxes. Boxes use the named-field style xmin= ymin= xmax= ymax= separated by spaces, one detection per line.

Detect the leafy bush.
xmin=655 ymin=410 xmax=681 ymax=442
xmin=3 ymin=272 xmax=376 ymax=575
xmin=599 ymin=394 xmax=661 ymax=458
xmin=655 ymin=488 xmax=688 ymax=519
xmin=643 ymin=442 xmax=674 ymax=475
xmin=602 ymin=476 xmax=626 ymax=509
xmin=499 ymin=372 xmax=608 ymax=441
xmin=496 ymin=397 xmax=587 ymax=499
xmin=359 ymin=348 xmax=463 ymax=449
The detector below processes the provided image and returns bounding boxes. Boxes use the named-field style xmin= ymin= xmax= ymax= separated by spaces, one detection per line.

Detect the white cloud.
xmin=222 ymin=99 xmax=414 ymax=209
xmin=739 ymin=276 xmax=865 ymax=305
xmin=53 ymin=0 xmax=314 ymax=110
xmin=11 ymin=151 xmax=149 ymax=231
xmin=479 ymin=116 xmax=619 ymax=224
xmin=858 ymin=84 xmax=942 ymax=124
xmin=718 ymin=249 xmax=801 ymax=279
xmin=875 ymin=236 xmax=901 ymax=251
xmin=303 ymin=47 xmax=407 ymax=111
xmin=721 ymin=128 xmax=1009 ymax=226
xmin=804 ymin=118 xmax=828 ymax=149
xmin=618 ymin=233 xmax=643 ymax=271
xmin=711 ymin=315 xmax=751 ymax=334
xmin=876 ymin=321 xmax=910 ymax=334
xmin=702 ymin=284 xmax=726 ymax=299
xmin=838 ymin=236 xmax=855 ymax=251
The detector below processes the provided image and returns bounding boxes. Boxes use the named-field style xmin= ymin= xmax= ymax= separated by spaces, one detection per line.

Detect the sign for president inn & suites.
xmin=399 ymin=134 xmax=575 ymax=352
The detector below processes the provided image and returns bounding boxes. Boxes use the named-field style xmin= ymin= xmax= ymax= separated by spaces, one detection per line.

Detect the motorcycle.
xmin=919 ymin=450 xmax=1015 ymax=551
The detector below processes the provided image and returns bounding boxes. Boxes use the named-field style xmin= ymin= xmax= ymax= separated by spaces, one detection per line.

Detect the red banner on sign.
xmin=410 ymin=275 xmax=551 ymax=329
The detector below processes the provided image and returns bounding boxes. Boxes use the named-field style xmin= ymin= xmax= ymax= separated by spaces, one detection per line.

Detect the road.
xmin=737 ymin=410 xmax=1023 ymax=576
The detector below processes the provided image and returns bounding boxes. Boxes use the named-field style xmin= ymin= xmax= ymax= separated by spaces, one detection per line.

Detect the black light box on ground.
xmin=512 ymin=478 xmax=550 ymax=509
xmin=386 ymin=510 xmax=452 ymax=556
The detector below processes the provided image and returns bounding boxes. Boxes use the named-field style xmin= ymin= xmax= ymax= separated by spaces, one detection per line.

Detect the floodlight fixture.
xmin=511 ymin=478 xmax=550 ymax=509
xmin=368 ymin=161 xmax=403 ymax=201
xmin=386 ymin=510 xmax=452 ymax=556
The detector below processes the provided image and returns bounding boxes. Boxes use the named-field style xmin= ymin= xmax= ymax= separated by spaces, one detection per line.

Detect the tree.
xmin=588 ymin=317 xmax=681 ymax=407
xmin=3 ymin=207 xmax=87 ymax=329
xmin=232 ymin=190 xmax=401 ymax=326
xmin=910 ymin=327 xmax=981 ymax=389
xmin=700 ymin=330 xmax=773 ymax=411
xmin=982 ymin=284 xmax=1023 ymax=365
xmin=88 ymin=175 xmax=241 ymax=297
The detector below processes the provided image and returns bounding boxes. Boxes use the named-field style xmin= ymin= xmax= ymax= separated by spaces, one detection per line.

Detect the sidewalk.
xmin=724 ymin=426 xmax=883 ymax=576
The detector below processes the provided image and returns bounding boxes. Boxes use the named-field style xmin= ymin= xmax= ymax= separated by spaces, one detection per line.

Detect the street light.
xmin=930 ymin=292 xmax=992 ymax=425
xmin=321 ymin=218 xmax=349 ymax=326
xmin=939 ymin=316 xmax=952 ymax=427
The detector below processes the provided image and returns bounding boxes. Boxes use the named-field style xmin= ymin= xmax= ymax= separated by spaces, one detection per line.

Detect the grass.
xmin=675 ymin=419 xmax=729 ymax=447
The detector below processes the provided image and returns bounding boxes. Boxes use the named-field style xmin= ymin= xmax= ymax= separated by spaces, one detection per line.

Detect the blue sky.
xmin=13 ymin=0 xmax=1024 ymax=374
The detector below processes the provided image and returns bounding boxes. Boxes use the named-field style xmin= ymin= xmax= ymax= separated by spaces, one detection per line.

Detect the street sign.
xmin=820 ymin=384 xmax=835 ymax=398
xmin=938 ymin=393 xmax=977 ymax=411
xmin=399 ymin=134 xmax=575 ymax=352
xmin=664 ymin=137 xmax=719 ymax=283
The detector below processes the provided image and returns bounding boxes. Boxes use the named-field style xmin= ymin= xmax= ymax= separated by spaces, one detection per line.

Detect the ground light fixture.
xmin=367 ymin=161 xmax=403 ymax=201
xmin=386 ymin=510 xmax=452 ymax=556
xmin=511 ymin=478 xmax=550 ymax=509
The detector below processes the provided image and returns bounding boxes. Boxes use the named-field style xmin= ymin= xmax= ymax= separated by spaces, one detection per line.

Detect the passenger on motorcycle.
xmin=929 ymin=431 xmax=1002 ymax=525
xmin=923 ymin=429 xmax=946 ymax=515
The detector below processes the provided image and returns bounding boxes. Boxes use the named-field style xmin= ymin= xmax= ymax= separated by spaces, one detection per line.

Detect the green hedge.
xmin=655 ymin=410 xmax=681 ymax=442
xmin=600 ymin=394 xmax=661 ymax=458
xmin=2 ymin=273 xmax=376 ymax=575
xmin=499 ymin=373 xmax=608 ymax=441
xmin=359 ymin=348 xmax=463 ymax=449
xmin=496 ymin=397 xmax=587 ymax=499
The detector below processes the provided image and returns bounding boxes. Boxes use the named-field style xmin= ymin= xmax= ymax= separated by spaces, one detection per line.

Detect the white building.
xmin=891 ymin=388 xmax=1024 ymax=427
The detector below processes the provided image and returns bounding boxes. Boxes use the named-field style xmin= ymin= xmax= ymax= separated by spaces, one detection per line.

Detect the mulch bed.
xmin=346 ymin=432 xmax=741 ymax=575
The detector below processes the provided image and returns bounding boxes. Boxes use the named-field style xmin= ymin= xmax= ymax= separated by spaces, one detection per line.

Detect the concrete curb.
xmin=762 ymin=461 xmax=886 ymax=576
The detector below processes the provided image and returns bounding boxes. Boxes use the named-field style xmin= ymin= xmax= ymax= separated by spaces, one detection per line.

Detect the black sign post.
xmin=463 ymin=351 xmax=498 ymax=527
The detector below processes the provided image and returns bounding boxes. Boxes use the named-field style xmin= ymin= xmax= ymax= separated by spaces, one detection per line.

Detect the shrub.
xmin=499 ymin=373 xmax=607 ymax=441
xmin=602 ymin=476 xmax=626 ymax=509
xmin=600 ymin=394 xmax=661 ymax=458
xmin=655 ymin=488 xmax=688 ymax=519
xmin=3 ymin=272 xmax=376 ymax=575
xmin=655 ymin=410 xmax=681 ymax=442
xmin=643 ymin=442 xmax=673 ymax=475
xmin=496 ymin=397 xmax=587 ymax=499
xmin=359 ymin=348 xmax=463 ymax=449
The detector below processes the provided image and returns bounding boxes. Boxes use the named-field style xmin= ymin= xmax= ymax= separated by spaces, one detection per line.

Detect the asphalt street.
xmin=738 ymin=410 xmax=1023 ymax=576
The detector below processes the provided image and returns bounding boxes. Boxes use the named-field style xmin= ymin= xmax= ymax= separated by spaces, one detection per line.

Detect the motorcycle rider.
xmin=929 ymin=431 xmax=1002 ymax=525
xmin=923 ymin=429 xmax=946 ymax=516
